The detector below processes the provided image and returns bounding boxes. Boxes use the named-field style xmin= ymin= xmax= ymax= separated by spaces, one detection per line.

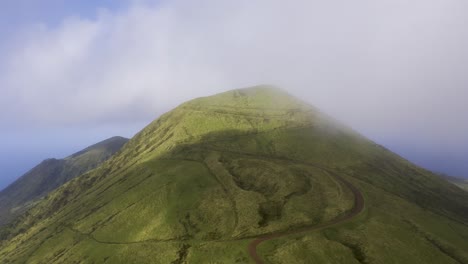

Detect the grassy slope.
xmin=0 ymin=137 xmax=129 ymax=226
xmin=0 ymin=86 xmax=467 ymax=264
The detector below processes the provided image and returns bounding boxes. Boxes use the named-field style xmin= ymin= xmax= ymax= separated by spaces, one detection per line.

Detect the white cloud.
xmin=1 ymin=0 xmax=467 ymax=152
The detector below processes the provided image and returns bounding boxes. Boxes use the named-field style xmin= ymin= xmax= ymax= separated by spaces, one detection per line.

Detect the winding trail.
xmin=247 ymin=171 xmax=364 ymax=264
xmin=62 ymin=140 xmax=365 ymax=263
xmin=192 ymin=145 xmax=365 ymax=263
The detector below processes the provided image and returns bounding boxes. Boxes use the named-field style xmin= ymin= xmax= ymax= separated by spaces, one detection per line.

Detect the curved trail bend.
xmin=248 ymin=170 xmax=364 ymax=264
xmin=195 ymin=145 xmax=365 ymax=263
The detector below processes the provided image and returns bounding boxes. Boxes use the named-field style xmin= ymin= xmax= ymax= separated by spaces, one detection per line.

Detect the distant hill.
xmin=0 ymin=86 xmax=467 ymax=263
xmin=0 ymin=136 xmax=128 ymax=226
xmin=441 ymin=174 xmax=468 ymax=192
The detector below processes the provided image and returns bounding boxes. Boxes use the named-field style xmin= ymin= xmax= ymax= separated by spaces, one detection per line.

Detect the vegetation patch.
xmin=171 ymin=244 xmax=191 ymax=264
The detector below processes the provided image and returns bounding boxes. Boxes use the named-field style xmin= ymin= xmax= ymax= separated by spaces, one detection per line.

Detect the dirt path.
xmin=192 ymin=146 xmax=365 ymax=263
xmin=247 ymin=171 xmax=364 ymax=264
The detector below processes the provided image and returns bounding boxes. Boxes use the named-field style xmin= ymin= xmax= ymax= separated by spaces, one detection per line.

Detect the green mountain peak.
xmin=1 ymin=86 xmax=467 ymax=264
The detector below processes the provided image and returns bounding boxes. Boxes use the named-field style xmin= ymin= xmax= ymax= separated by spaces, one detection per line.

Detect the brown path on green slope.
xmin=247 ymin=170 xmax=365 ymax=264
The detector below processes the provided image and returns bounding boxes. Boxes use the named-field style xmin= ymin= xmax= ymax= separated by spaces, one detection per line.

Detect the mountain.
xmin=0 ymin=86 xmax=467 ymax=264
xmin=0 ymin=136 xmax=129 ymax=226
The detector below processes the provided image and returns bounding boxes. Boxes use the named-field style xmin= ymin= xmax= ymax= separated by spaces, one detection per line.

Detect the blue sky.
xmin=0 ymin=1 xmax=128 ymax=37
xmin=0 ymin=0 xmax=467 ymax=189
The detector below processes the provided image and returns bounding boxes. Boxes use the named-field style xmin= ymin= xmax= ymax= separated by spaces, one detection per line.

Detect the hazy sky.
xmin=1 ymin=0 xmax=467 ymax=189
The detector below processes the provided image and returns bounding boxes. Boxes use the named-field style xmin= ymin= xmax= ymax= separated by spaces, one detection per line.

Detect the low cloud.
xmin=1 ymin=0 xmax=467 ymax=174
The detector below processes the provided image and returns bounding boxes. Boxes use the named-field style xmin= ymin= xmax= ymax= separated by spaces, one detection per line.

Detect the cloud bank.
xmin=1 ymin=0 xmax=467 ymax=175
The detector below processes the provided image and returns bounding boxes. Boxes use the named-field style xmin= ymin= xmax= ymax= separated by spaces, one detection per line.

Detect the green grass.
xmin=0 ymin=86 xmax=467 ymax=263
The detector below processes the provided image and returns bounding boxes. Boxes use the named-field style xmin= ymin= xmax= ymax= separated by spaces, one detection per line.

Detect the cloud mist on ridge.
xmin=0 ymin=0 xmax=467 ymax=182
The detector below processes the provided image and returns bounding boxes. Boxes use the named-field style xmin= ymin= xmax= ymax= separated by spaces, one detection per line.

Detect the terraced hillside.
xmin=0 ymin=136 xmax=128 ymax=226
xmin=0 ymin=86 xmax=467 ymax=263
